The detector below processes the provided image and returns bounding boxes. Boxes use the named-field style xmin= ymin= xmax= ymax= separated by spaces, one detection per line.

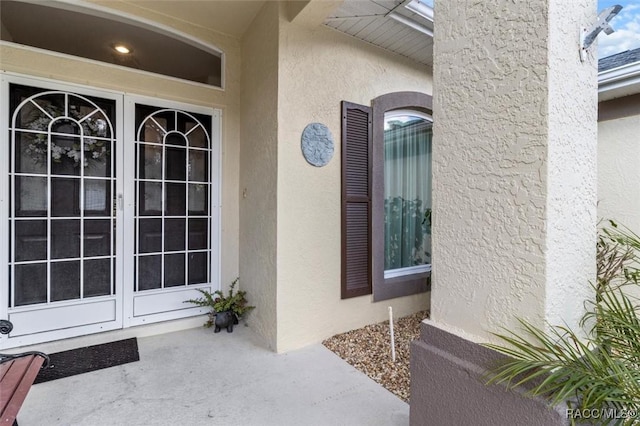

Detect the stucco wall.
xmin=431 ymin=0 xmax=597 ymax=343
xmin=598 ymin=114 xmax=640 ymax=233
xmin=239 ymin=1 xmax=280 ymax=351
xmin=274 ymin=3 xmax=431 ymax=352
xmin=545 ymin=0 xmax=598 ymax=335
xmin=0 ymin=3 xmax=241 ymax=294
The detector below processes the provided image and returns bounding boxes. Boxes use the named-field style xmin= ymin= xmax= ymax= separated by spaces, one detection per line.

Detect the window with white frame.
xmin=383 ymin=110 xmax=432 ymax=280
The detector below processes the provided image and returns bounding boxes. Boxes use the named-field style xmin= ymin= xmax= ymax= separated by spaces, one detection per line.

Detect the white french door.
xmin=0 ymin=75 xmax=220 ymax=348
xmin=122 ymin=96 xmax=221 ymax=327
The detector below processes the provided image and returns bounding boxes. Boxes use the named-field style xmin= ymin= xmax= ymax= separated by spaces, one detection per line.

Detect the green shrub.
xmin=485 ymin=221 xmax=640 ymax=425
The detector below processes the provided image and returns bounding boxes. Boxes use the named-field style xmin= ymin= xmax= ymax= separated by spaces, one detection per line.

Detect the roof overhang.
xmin=324 ymin=0 xmax=433 ymax=67
xmin=598 ymin=61 xmax=640 ymax=101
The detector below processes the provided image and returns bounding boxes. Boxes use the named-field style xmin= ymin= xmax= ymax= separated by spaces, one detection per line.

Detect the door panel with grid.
xmin=3 ymin=81 xmax=122 ymax=345
xmin=127 ymin=101 xmax=218 ymax=323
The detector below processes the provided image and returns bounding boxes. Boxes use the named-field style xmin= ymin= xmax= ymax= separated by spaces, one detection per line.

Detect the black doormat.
xmin=35 ymin=338 xmax=139 ymax=384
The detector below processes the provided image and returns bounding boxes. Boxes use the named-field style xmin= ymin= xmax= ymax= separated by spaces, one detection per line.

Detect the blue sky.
xmin=598 ymin=0 xmax=640 ymax=57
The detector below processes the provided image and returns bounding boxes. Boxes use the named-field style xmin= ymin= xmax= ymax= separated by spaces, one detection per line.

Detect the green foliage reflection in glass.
xmin=383 ymin=116 xmax=432 ymax=270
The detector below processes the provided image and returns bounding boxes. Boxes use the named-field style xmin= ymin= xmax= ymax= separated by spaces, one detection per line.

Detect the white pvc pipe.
xmin=389 ymin=306 xmax=396 ymax=362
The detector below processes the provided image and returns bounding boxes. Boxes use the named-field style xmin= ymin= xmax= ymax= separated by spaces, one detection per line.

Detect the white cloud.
xmin=623 ymin=4 xmax=640 ymax=12
xmin=599 ymin=28 xmax=640 ymax=57
xmin=598 ymin=3 xmax=640 ymax=57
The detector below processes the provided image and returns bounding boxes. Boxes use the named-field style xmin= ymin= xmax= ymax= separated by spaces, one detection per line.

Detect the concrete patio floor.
xmin=19 ymin=325 xmax=409 ymax=426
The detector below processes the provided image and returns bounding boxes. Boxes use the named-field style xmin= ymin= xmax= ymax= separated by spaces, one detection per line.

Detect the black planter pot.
xmin=214 ymin=311 xmax=236 ymax=333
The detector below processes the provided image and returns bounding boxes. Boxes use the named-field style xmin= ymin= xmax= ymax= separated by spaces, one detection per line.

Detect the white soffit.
xmin=324 ymin=0 xmax=434 ymax=67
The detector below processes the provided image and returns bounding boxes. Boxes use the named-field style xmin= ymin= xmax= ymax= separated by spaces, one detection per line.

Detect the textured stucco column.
xmin=411 ymin=1 xmax=597 ymax=424
xmin=240 ymin=2 xmax=280 ymax=350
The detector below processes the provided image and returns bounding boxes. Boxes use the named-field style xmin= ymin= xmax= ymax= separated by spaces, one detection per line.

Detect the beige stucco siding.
xmin=274 ymin=4 xmax=431 ymax=352
xmin=239 ymin=1 xmax=280 ymax=351
xmin=598 ymin=114 xmax=640 ymax=234
xmin=0 ymin=3 xmax=241 ymax=295
xmin=430 ymin=0 xmax=597 ymax=343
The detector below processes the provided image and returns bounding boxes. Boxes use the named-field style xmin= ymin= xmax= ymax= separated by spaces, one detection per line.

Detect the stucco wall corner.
xmin=431 ymin=0 xmax=551 ymax=340
xmin=239 ymin=1 xmax=280 ymax=351
xmin=432 ymin=0 xmax=599 ymax=342
xmin=544 ymin=0 xmax=598 ymax=332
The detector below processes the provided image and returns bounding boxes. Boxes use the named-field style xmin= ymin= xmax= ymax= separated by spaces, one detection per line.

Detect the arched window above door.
xmin=0 ymin=1 xmax=224 ymax=88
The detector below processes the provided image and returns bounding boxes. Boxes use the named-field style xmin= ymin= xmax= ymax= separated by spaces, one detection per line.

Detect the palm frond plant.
xmin=184 ymin=277 xmax=255 ymax=328
xmin=484 ymin=221 xmax=640 ymax=425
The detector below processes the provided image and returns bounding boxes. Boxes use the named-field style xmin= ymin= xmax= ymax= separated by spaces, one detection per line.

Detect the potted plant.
xmin=184 ymin=277 xmax=255 ymax=333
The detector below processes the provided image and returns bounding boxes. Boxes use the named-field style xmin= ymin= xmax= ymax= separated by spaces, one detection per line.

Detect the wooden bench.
xmin=0 ymin=320 xmax=49 ymax=426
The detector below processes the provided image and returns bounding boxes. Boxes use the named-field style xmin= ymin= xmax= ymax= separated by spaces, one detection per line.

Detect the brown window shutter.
xmin=341 ymin=101 xmax=372 ymax=298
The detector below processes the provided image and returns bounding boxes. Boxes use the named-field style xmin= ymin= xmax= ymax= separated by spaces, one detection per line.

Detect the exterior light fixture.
xmin=114 ymin=44 xmax=131 ymax=54
xmin=580 ymin=5 xmax=623 ymax=62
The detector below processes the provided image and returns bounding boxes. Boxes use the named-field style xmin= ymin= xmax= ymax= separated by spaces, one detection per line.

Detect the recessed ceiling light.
xmin=114 ymin=44 xmax=130 ymax=54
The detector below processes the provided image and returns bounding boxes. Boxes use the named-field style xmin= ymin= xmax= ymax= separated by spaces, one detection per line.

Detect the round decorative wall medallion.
xmin=301 ymin=122 xmax=334 ymax=167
